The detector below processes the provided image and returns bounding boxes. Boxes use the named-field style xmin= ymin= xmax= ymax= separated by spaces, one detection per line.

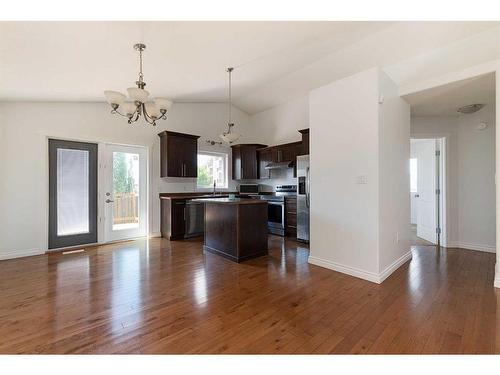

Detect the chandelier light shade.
xmin=104 ymin=43 xmax=172 ymax=126
xmin=219 ymin=67 xmax=241 ymax=144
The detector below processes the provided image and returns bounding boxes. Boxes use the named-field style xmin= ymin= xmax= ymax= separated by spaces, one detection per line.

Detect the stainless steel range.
xmin=258 ymin=185 xmax=297 ymax=236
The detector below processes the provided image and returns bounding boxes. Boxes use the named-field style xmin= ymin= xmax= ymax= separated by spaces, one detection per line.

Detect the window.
xmin=410 ymin=158 xmax=418 ymax=193
xmin=197 ymin=151 xmax=228 ymax=189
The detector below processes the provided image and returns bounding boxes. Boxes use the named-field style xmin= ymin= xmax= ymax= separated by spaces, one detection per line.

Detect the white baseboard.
xmin=308 ymin=250 xmax=412 ymax=284
xmin=149 ymin=232 xmax=162 ymax=238
xmin=495 ymin=265 xmax=500 ymax=289
xmin=495 ymin=275 xmax=500 ymax=289
xmin=446 ymin=242 xmax=496 ymax=253
xmin=0 ymin=248 xmax=44 ymax=261
xmin=308 ymin=256 xmax=381 ymax=283
xmin=379 ymin=251 xmax=413 ymax=283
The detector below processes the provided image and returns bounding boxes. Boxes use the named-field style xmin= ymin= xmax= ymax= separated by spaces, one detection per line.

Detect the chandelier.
xmin=219 ymin=67 xmax=241 ymax=143
xmin=104 ymin=43 xmax=172 ymax=126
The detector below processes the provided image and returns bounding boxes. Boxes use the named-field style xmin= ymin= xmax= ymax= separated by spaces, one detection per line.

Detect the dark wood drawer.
xmin=285 ymin=197 xmax=297 ymax=208
xmin=286 ymin=224 xmax=297 ymax=238
xmin=286 ymin=213 xmax=297 ymax=226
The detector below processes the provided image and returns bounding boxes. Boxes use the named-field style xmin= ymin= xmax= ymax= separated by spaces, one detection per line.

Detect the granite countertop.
xmin=159 ymin=192 xmax=236 ymax=200
xmin=191 ymin=197 xmax=267 ymax=205
xmin=159 ymin=192 xmax=274 ymax=200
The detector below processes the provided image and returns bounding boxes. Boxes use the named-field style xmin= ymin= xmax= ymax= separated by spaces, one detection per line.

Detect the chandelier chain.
xmin=227 ymin=67 xmax=233 ymax=125
xmin=138 ymin=48 xmax=144 ymax=82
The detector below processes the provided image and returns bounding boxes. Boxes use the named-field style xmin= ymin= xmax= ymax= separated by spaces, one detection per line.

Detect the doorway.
xmin=102 ymin=143 xmax=148 ymax=242
xmin=410 ymin=138 xmax=446 ymax=247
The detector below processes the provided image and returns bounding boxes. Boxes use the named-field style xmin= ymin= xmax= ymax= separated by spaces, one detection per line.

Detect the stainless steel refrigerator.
xmin=296 ymin=155 xmax=310 ymax=242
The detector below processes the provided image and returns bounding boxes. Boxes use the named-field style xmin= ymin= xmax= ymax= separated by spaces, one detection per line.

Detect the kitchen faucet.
xmin=213 ymin=180 xmax=216 ymax=196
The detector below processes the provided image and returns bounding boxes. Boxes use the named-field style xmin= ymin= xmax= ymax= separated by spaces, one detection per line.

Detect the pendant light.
xmin=220 ymin=67 xmax=241 ymax=144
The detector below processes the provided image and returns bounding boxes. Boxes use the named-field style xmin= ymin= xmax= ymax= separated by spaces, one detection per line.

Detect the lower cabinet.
xmin=285 ymin=196 xmax=297 ymax=238
xmin=160 ymin=198 xmax=186 ymax=240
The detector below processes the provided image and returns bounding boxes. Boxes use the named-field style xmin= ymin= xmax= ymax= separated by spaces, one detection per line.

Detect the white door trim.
xmin=410 ymin=135 xmax=447 ymax=247
xmin=102 ymin=143 xmax=149 ymax=243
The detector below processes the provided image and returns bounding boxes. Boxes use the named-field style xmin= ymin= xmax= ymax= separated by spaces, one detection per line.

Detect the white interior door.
xmin=103 ymin=144 xmax=148 ymax=242
xmin=416 ymin=139 xmax=437 ymax=244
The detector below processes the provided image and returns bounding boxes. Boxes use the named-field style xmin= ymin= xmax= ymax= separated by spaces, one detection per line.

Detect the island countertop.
xmin=191 ymin=197 xmax=267 ymax=205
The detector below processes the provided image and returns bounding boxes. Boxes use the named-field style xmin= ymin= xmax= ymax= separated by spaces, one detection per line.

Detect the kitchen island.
xmin=192 ymin=198 xmax=268 ymax=262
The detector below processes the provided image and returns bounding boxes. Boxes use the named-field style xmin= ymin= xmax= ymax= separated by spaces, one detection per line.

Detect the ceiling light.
xmin=220 ymin=67 xmax=241 ymax=144
xmin=104 ymin=43 xmax=172 ymax=126
xmin=457 ymin=104 xmax=485 ymax=114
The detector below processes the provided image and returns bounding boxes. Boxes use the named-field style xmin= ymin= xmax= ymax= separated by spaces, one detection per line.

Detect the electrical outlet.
xmin=396 ymin=232 xmax=400 ymax=243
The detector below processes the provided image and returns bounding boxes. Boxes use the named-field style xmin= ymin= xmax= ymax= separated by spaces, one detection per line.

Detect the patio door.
xmin=48 ymin=139 xmax=98 ymax=249
xmin=103 ymin=144 xmax=148 ymax=242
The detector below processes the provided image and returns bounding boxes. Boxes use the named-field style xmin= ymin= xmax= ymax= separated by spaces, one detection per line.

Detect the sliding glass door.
xmin=48 ymin=139 xmax=98 ymax=249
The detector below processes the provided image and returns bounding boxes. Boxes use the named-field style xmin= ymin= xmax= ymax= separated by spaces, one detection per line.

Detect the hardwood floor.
xmin=0 ymin=235 xmax=498 ymax=354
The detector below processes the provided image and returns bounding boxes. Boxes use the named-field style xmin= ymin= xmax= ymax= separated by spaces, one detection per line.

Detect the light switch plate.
xmin=356 ymin=175 xmax=368 ymax=184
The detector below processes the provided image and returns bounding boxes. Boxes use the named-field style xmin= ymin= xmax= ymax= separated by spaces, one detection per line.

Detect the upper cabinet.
xmin=158 ymin=131 xmax=200 ymax=178
xmin=231 ymin=144 xmax=267 ymax=180
xmin=298 ymin=129 xmax=309 ymax=155
xmin=257 ymin=142 xmax=301 ymax=179
xmin=257 ymin=147 xmax=277 ymax=179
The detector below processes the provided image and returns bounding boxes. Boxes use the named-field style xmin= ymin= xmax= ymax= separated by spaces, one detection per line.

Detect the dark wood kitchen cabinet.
xmin=158 ymin=131 xmax=200 ymax=178
xmin=285 ymin=196 xmax=297 ymax=238
xmin=298 ymin=128 xmax=309 ymax=155
xmin=231 ymin=144 xmax=267 ymax=180
xmin=257 ymin=147 xmax=277 ymax=179
xmin=160 ymin=198 xmax=186 ymax=240
xmin=258 ymin=142 xmax=302 ymax=179
xmin=280 ymin=141 xmax=302 ymax=162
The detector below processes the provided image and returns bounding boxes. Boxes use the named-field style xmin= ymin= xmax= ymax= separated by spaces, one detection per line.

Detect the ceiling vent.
xmin=457 ymin=104 xmax=485 ymax=114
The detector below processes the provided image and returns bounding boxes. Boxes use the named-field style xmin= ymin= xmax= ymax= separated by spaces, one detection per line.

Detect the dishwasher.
xmin=185 ymin=200 xmax=205 ymax=238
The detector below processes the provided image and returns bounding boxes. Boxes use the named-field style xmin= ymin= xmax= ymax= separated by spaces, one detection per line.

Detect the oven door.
xmin=267 ymin=201 xmax=285 ymax=233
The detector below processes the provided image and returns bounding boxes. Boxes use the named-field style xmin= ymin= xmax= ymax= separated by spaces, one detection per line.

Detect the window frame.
xmin=196 ymin=150 xmax=229 ymax=190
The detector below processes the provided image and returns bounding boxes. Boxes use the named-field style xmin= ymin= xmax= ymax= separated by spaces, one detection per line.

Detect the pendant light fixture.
xmin=104 ymin=43 xmax=172 ymax=126
xmin=219 ymin=67 xmax=241 ymax=144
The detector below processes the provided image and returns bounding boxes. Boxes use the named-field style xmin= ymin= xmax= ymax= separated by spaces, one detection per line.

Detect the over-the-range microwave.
xmin=238 ymin=184 xmax=260 ymax=195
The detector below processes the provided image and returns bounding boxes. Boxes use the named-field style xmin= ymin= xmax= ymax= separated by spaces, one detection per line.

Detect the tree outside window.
xmin=197 ymin=152 xmax=228 ymax=188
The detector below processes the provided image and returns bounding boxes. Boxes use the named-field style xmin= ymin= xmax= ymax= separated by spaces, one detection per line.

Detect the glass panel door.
xmin=48 ymin=139 xmax=98 ymax=249
xmin=112 ymin=151 xmax=140 ymax=230
xmin=104 ymin=144 xmax=148 ymax=242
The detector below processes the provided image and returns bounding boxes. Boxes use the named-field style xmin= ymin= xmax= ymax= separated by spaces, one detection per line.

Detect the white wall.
xmin=378 ymin=72 xmax=411 ymax=273
xmin=308 ymin=67 xmax=410 ymax=283
xmin=411 ymin=105 xmax=496 ymax=252
xmin=0 ymin=102 xmax=251 ymax=259
xmin=245 ymin=95 xmax=309 ymax=191
xmin=250 ymin=95 xmax=309 ymax=145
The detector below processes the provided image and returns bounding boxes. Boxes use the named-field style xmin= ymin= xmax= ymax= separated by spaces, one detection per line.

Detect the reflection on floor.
xmin=0 ymin=235 xmax=498 ymax=354
xmin=411 ymin=224 xmax=435 ymax=246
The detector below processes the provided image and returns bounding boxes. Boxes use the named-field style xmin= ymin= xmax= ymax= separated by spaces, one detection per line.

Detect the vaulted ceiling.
xmin=0 ymin=21 xmax=499 ymax=114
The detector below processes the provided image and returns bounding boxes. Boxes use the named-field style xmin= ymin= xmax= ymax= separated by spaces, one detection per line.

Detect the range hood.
xmin=265 ymin=160 xmax=295 ymax=170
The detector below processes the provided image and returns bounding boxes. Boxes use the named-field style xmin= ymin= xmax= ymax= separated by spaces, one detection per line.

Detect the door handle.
xmin=105 ymin=199 xmax=114 ymax=203
xmin=414 ymin=194 xmax=419 ymax=198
